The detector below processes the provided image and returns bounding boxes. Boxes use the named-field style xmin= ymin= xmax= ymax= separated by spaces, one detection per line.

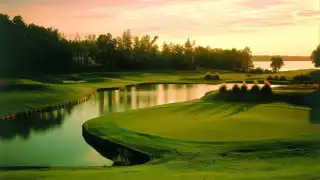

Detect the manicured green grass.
xmin=2 ymin=157 xmax=320 ymax=180
xmin=89 ymin=101 xmax=318 ymax=142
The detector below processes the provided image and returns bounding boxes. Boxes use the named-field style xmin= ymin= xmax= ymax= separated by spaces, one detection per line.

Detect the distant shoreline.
xmin=252 ymin=56 xmax=311 ymax=61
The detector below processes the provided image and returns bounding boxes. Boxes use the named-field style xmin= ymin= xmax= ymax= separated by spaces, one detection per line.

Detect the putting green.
xmin=86 ymin=100 xmax=319 ymax=142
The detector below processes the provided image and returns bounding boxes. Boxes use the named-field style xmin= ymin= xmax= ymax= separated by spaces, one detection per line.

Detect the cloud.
xmin=225 ymin=15 xmax=295 ymax=27
xmin=297 ymin=10 xmax=320 ymax=17
xmin=234 ymin=0 xmax=287 ymax=9
xmin=0 ymin=0 xmax=202 ymax=9
xmin=73 ymin=7 xmax=119 ymax=19
xmin=293 ymin=10 xmax=320 ymax=24
xmin=0 ymin=0 xmax=306 ymax=38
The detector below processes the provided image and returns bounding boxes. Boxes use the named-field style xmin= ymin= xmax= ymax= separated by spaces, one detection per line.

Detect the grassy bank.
xmin=0 ymin=69 xmax=315 ymax=116
xmin=2 ymin=89 xmax=320 ymax=180
xmin=0 ymin=80 xmax=92 ymax=117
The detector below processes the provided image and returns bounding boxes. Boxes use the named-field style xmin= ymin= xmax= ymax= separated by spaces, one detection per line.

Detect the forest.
xmin=0 ymin=13 xmax=258 ymax=77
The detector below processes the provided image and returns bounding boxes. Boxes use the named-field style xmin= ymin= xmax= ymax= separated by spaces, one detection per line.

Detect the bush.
xmin=219 ymin=84 xmax=227 ymax=93
xmin=250 ymin=81 xmax=260 ymax=93
xmin=267 ymin=75 xmax=273 ymax=81
xmin=249 ymin=68 xmax=272 ymax=74
xmin=214 ymin=73 xmax=220 ymax=80
xmin=279 ymin=75 xmax=287 ymax=81
xmin=267 ymin=74 xmax=287 ymax=81
xmin=232 ymin=84 xmax=241 ymax=93
xmin=293 ymin=74 xmax=313 ymax=82
xmin=250 ymin=67 xmax=264 ymax=74
xmin=264 ymin=69 xmax=272 ymax=74
xmin=204 ymin=72 xmax=212 ymax=80
xmin=204 ymin=72 xmax=220 ymax=81
xmin=260 ymin=80 xmax=272 ymax=94
xmin=241 ymin=82 xmax=248 ymax=93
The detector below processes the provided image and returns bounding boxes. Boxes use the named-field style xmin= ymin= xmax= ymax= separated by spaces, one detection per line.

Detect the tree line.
xmin=0 ymin=14 xmax=72 ymax=77
xmin=69 ymin=29 xmax=254 ymax=71
xmin=0 ymin=14 xmax=254 ymax=77
xmin=1 ymin=14 xmax=319 ymax=78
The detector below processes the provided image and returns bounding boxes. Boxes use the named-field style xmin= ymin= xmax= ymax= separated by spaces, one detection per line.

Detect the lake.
xmin=253 ymin=61 xmax=315 ymax=71
xmin=0 ymin=83 xmax=276 ymax=167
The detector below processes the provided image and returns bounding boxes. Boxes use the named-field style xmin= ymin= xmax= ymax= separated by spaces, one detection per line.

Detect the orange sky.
xmin=1 ymin=0 xmax=320 ymax=55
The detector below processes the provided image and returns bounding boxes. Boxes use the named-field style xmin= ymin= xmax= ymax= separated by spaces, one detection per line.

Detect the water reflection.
xmin=0 ymin=109 xmax=71 ymax=141
xmin=96 ymin=84 xmax=223 ymax=116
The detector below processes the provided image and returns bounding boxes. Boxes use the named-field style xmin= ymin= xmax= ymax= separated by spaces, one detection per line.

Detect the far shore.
xmin=252 ymin=56 xmax=311 ymax=61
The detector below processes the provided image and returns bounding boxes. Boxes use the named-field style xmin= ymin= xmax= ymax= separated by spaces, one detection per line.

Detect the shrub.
xmin=219 ymin=84 xmax=227 ymax=93
xmin=264 ymin=69 xmax=272 ymax=73
xmin=249 ymin=67 xmax=272 ymax=74
xmin=204 ymin=72 xmax=212 ymax=80
xmin=267 ymin=75 xmax=274 ymax=81
xmin=241 ymin=81 xmax=248 ymax=93
xmin=250 ymin=82 xmax=260 ymax=93
xmin=261 ymin=80 xmax=272 ymax=94
xmin=241 ymin=84 xmax=248 ymax=93
xmin=232 ymin=84 xmax=241 ymax=93
xmin=293 ymin=74 xmax=313 ymax=82
xmin=279 ymin=75 xmax=287 ymax=81
xmin=274 ymin=75 xmax=279 ymax=81
xmin=250 ymin=67 xmax=264 ymax=74
xmin=204 ymin=72 xmax=220 ymax=80
xmin=214 ymin=73 xmax=221 ymax=80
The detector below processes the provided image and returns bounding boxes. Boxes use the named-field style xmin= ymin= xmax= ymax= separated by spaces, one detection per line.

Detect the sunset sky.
xmin=1 ymin=0 xmax=320 ymax=55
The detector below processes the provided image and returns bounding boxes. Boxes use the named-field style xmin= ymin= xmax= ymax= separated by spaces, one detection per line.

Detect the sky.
xmin=0 ymin=0 xmax=320 ymax=55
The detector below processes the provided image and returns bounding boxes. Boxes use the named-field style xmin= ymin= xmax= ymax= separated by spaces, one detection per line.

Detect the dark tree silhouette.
xmin=1 ymin=13 xmax=263 ymax=77
xmin=270 ymin=56 xmax=284 ymax=72
xmin=0 ymin=14 xmax=72 ymax=77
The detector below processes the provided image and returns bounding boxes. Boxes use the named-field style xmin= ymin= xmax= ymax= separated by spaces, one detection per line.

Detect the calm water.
xmin=253 ymin=61 xmax=315 ymax=71
xmin=0 ymin=83 xmax=233 ymax=167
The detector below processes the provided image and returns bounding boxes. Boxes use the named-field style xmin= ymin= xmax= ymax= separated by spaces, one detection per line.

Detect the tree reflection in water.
xmin=0 ymin=107 xmax=73 ymax=141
